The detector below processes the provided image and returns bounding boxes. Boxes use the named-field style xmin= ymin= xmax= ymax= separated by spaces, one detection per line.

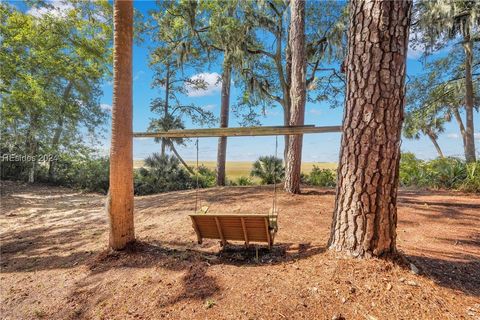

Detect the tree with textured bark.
xmin=236 ymin=0 xmax=347 ymax=184
xmin=107 ymin=0 xmax=135 ymax=250
xmin=147 ymin=57 xmax=215 ymax=172
xmin=412 ymin=0 xmax=479 ymax=162
xmin=284 ymin=0 xmax=306 ymax=194
xmin=149 ymin=0 xmax=257 ymax=186
xmin=329 ymin=0 xmax=412 ymax=258
xmin=147 ymin=2 xmax=217 ymax=172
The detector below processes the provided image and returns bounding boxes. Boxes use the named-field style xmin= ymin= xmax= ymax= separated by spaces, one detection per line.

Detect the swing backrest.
xmin=189 ymin=213 xmax=275 ymax=247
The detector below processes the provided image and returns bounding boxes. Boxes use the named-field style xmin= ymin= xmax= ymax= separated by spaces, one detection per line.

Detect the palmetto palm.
xmin=250 ymin=156 xmax=285 ymax=185
xmin=147 ymin=114 xmax=194 ymax=174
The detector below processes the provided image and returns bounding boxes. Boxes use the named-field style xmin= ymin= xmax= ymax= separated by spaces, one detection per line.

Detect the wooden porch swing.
xmin=133 ymin=124 xmax=342 ymax=248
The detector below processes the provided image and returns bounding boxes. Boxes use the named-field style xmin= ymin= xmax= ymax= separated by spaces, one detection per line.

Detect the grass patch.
xmin=134 ymin=160 xmax=337 ymax=180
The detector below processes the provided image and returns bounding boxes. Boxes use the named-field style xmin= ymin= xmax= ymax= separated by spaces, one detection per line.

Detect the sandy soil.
xmin=1 ymin=180 xmax=479 ymax=320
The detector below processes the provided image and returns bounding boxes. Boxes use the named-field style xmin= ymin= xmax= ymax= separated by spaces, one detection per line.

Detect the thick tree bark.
xmin=107 ymin=0 xmax=135 ymax=250
xmin=216 ymin=61 xmax=231 ymax=186
xmin=463 ymin=32 xmax=476 ymax=163
xmin=284 ymin=0 xmax=306 ymax=194
xmin=426 ymin=132 xmax=444 ymax=158
xmin=329 ymin=0 xmax=412 ymax=258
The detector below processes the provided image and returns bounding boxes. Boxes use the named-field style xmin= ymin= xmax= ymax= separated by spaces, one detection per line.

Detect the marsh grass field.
xmin=134 ymin=160 xmax=337 ymax=180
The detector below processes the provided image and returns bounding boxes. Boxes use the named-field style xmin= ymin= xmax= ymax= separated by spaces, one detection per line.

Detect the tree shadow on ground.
xmin=59 ymin=240 xmax=325 ymax=316
xmin=405 ymin=252 xmax=480 ymax=297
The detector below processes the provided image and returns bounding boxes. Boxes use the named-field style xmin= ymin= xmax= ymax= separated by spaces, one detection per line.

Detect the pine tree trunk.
xmin=284 ymin=0 xmax=306 ymax=194
xmin=328 ymin=0 xmax=412 ymax=258
xmin=463 ymin=33 xmax=476 ymax=163
xmin=216 ymin=61 xmax=231 ymax=186
xmin=427 ymin=132 xmax=444 ymax=158
xmin=107 ymin=0 xmax=135 ymax=250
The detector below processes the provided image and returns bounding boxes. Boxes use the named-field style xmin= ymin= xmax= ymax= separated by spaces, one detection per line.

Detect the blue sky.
xmin=23 ymin=1 xmax=480 ymax=163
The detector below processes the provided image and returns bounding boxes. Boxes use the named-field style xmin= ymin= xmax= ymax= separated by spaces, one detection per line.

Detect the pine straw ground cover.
xmin=1 ymin=181 xmax=479 ymax=319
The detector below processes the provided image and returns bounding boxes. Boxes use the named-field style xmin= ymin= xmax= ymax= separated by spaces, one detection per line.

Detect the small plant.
xmin=250 ymin=156 xmax=284 ymax=185
xmin=196 ymin=165 xmax=216 ymax=188
xmin=460 ymin=161 xmax=480 ymax=192
xmin=204 ymin=299 xmax=216 ymax=309
xmin=236 ymin=176 xmax=254 ymax=186
xmin=308 ymin=166 xmax=336 ymax=187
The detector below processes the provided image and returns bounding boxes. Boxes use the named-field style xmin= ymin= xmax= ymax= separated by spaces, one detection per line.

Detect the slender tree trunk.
xmin=452 ymin=106 xmax=468 ymax=151
xmin=107 ymin=0 xmax=135 ymax=250
xmin=170 ymin=143 xmax=195 ymax=175
xmin=48 ymin=81 xmax=73 ymax=180
xmin=284 ymin=0 xmax=306 ymax=194
xmin=329 ymin=0 xmax=412 ymax=258
xmin=463 ymin=32 xmax=476 ymax=163
xmin=161 ymin=63 xmax=170 ymax=157
xmin=426 ymin=132 xmax=444 ymax=158
xmin=28 ymin=139 xmax=37 ymax=183
xmin=26 ymin=113 xmax=39 ymax=183
xmin=273 ymin=23 xmax=291 ymax=164
xmin=216 ymin=60 xmax=232 ymax=186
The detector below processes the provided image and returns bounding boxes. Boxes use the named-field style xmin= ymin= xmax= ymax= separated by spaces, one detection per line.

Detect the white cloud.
xmin=447 ymin=132 xmax=480 ymax=140
xmin=308 ymin=108 xmax=322 ymax=115
xmin=264 ymin=109 xmax=281 ymax=116
xmin=186 ymin=72 xmax=222 ymax=97
xmin=100 ymin=103 xmax=112 ymax=112
xmin=447 ymin=133 xmax=460 ymax=139
xmin=27 ymin=1 xmax=74 ymax=18
xmin=133 ymin=70 xmax=145 ymax=81
xmin=203 ymin=104 xmax=216 ymax=111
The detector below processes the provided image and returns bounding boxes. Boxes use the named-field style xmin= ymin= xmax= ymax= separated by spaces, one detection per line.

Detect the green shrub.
xmin=424 ymin=157 xmax=466 ymax=189
xmin=308 ymin=166 xmax=336 ymax=187
xmin=134 ymin=153 xmax=193 ymax=195
xmin=399 ymin=153 xmax=479 ymax=191
xmin=399 ymin=152 xmax=426 ymax=187
xmin=250 ymin=156 xmax=284 ymax=184
xmin=460 ymin=161 xmax=480 ymax=193
xmin=195 ymin=165 xmax=216 ymax=188
xmin=235 ymin=176 xmax=254 ymax=186
xmin=47 ymin=155 xmax=110 ymax=193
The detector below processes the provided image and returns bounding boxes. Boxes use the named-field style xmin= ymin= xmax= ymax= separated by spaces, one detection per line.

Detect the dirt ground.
xmin=1 ymin=180 xmax=479 ymax=320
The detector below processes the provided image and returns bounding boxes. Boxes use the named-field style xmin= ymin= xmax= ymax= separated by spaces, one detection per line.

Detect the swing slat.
xmin=189 ymin=213 xmax=276 ymax=248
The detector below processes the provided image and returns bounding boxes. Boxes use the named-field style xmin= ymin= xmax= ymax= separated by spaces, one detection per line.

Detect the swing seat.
xmin=189 ymin=213 xmax=277 ymax=248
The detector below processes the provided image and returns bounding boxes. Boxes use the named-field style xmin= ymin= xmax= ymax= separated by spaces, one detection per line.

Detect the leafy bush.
xmin=134 ymin=153 xmax=193 ymax=195
xmin=230 ymin=176 xmax=254 ymax=186
xmin=460 ymin=161 xmax=480 ymax=192
xmin=308 ymin=166 xmax=336 ymax=187
xmin=399 ymin=153 xmax=479 ymax=192
xmin=399 ymin=152 xmax=426 ymax=187
xmin=195 ymin=165 xmax=216 ymax=188
xmin=44 ymin=155 xmax=110 ymax=193
xmin=250 ymin=156 xmax=284 ymax=184
xmin=425 ymin=157 xmax=467 ymax=189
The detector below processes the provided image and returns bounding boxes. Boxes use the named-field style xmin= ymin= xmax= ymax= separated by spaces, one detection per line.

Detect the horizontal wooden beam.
xmin=133 ymin=125 xmax=342 ymax=138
